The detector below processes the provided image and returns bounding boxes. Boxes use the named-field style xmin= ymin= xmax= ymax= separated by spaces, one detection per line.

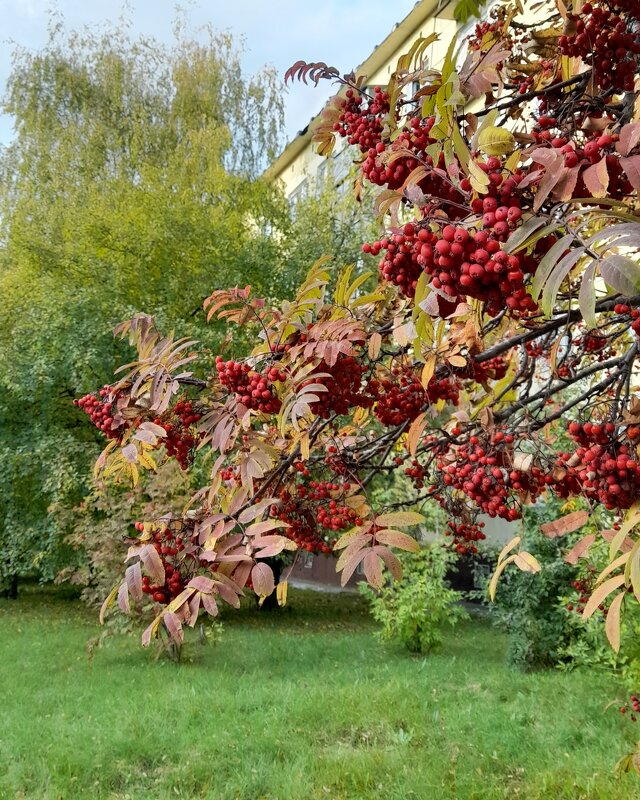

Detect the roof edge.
xmin=264 ymin=0 xmax=451 ymax=182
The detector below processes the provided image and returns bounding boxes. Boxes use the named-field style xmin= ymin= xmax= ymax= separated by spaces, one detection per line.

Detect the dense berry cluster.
xmin=445 ymin=520 xmax=486 ymax=555
xmin=215 ymin=357 xmax=282 ymax=413
xmin=372 ymin=367 xmax=460 ymax=427
xmin=555 ymin=421 xmax=640 ymax=510
xmin=438 ymin=432 xmax=545 ymax=520
xmin=156 ymin=409 xmax=201 ymax=471
xmin=559 ymin=4 xmax=640 ymax=94
xmin=333 ymin=87 xmax=389 ymax=151
xmin=74 ymin=386 xmax=121 ymax=439
xmin=458 ymin=355 xmax=509 ymax=384
xmin=360 ymin=116 xmax=465 ymax=214
xmin=137 ymin=522 xmax=190 ymax=605
xmin=304 ymin=354 xmax=372 ymax=418
xmin=364 ymin=158 xmax=540 ymax=315
xmin=271 ymin=463 xmax=361 ymax=553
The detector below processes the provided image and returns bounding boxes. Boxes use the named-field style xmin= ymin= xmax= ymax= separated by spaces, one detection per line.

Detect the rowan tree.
xmin=79 ymin=0 xmax=640 ymax=742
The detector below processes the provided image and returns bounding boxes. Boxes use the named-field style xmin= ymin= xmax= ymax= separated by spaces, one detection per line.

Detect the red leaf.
xmin=363 ymin=551 xmax=384 ymax=589
xmin=540 ymin=510 xmax=589 ymax=538
xmin=582 ymin=157 xmax=609 ymax=198
xmin=565 ymin=534 xmax=596 ymax=565
xmin=125 ymin=562 xmax=143 ymax=601
xmin=164 ymin=612 xmax=184 ymax=644
xmin=140 ymin=544 xmax=165 ymax=584
xmin=621 ymin=156 xmax=640 ymax=191
xmin=117 ymin=581 xmax=130 ymax=614
xmin=201 ymin=593 xmax=219 ymax=617
xmin=188 ymin=576 xmax=215 ymax=593
xmin=617 ymin=122 xmax=640 ymax=157
xmin=215 ymin=581 xmax=241 ymax=608
xmin=251 ymin=563 xmax=275 ymax=597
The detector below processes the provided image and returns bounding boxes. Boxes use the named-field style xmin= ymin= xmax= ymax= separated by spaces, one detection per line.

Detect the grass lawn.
xmin=0 ymin=585 xmax=637 ymax=800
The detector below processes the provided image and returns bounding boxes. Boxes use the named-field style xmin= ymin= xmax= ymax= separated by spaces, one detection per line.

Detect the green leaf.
xmin=600 ymin=255 xmax=640 ymax=297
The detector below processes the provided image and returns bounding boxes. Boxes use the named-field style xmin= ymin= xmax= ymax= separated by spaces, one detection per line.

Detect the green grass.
xmin=0 ymin=585 xmax=636 ymax=800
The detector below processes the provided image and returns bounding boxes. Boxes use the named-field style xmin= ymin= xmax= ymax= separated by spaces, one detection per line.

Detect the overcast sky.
xmin=0 ymin=0 xmax=418 ymax=148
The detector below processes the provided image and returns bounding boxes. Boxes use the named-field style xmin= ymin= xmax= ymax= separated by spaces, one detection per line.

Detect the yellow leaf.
xmin=514 ymin=551 xmax=541 ymax=573
xmin=582 ymin=574 xmax=626 ymax=620
xmin=406 ymin=412 xmax=427 ymax=457
xmin=375 ymin=511 xmax=425 ymax=527
xmin=488 ymin=553 xmax=517 ymax=601
xmin=478 ymin=127 xmax=516 ymax=157
xmin=99 ymin=584 xmax=120 ymax=624
xmin=276 ymin=581 xmax=288 ymax=607
xmin=498 ymin=536 xmax=521 ymax=564
xmin=469 ymin=159 xmax=490 ymax=194
xmin=421 ymin=353 xmax=436 ymax=389
xmin=605 ymin=590 xmax=625 ymax=652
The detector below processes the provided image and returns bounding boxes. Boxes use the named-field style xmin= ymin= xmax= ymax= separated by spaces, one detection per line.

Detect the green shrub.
xmin=360 ymin=543 xmax=468 ymax=653
xmin=489 ymin=499 xmax=622 ymax=672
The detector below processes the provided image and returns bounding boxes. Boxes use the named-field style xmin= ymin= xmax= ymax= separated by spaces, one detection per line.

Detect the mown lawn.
xmin=0 ymin=585 xmax=636 ymax=800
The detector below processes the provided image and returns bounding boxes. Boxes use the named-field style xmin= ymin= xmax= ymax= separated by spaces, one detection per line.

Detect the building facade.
xmin=265 ymin=0 xmax=462 ymax=203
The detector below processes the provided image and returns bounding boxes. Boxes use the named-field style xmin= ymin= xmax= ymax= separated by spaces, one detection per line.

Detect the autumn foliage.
xmin=75 ymin=0 xmax=640 ymax=671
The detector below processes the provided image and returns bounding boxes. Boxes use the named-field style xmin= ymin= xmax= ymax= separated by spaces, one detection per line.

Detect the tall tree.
xmin=0 ymin=20 xmax=289 ymax=590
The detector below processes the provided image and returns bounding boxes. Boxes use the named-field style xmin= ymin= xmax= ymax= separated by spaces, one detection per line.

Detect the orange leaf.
xmin=540 ymin=510 xmax=589 ymax=538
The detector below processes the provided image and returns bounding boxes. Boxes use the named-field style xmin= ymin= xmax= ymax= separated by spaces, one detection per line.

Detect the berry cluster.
xmin=613 ymin=303 xmax=640 ymax=337
xmin=270 ymin=462 xmax=362 ymax=554
xmin=405 ymin=458 xmax=426 ymax=489
xmin=438 ymin=432 xmax=545 ymax=520
xmin=555 ymin=422 xmax=640 ymax=510
xmin=359 ymin=116 xmax=465 ymax=214
xmin=136 ymin=522 xmax=189 ymax=605
xmin=565 ymin=568 xmax=602 ymax=616
xmin=174 ymin=400 xmax=202 ymax=428
xmin=303 ymin=354 xmax=372 ymax=418
xmin=445 ymin=520 xmax=486 ymax=555
xmin=215 ymin=357 xmax=282 ymax=414
xmin=74 ymin=386 xmax=122 ymax=440
xmin=458 ymin=355 xmax=509 ymax=384
xmin=156 ymin=412 xmax=201 ymax=471
xmin=619 ymin=694 xmax=640 ymax=722
xmin=364 ymin=159 xmax=540 ymax=315
xmin=559 ymin=4 xmax=640 ymax=94
xmin=372 ymin=367 xmax=460 ymax=427
xmin=333 ymin=87 xmax=389 ymax=152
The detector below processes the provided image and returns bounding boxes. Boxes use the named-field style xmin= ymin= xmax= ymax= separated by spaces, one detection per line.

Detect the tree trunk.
xmin=3 ymin=574 xmax=18 ymax=599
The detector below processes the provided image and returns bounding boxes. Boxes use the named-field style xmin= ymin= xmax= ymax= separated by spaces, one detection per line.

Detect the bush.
xmin=360 ymin=543 xmax=468 ymax=653
xmin=489 ymin=499 xmax=621 ymax=672
xmin=58 ymin=460 xmax=193 ymax=606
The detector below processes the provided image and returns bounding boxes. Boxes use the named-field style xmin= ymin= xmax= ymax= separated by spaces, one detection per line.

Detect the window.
xmin=304 ymin=552 xmax=314 ymax=569
xmin=288 ymin=178 xmax=308 ymax=218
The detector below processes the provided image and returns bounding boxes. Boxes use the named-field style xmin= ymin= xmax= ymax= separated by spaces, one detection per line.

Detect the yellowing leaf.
xmin=606 ymin=591 xmax=625 ymax=652
xmin=477 ymin=126 xmax=516 ymax=157
xmin=276 ymin=581 xmax=288 ymax=607
xmin=375 ymin=529 xmax=420 ymax=553
xmin=375 ymin=511 xmax=425 ymax=527
xmin=421 ymin=354 xmax=436 ymax=389
xmin=368 ymin=332 xmax=382 ymax=360
xmin=582 ymin=574 xmax=626 ymax=620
